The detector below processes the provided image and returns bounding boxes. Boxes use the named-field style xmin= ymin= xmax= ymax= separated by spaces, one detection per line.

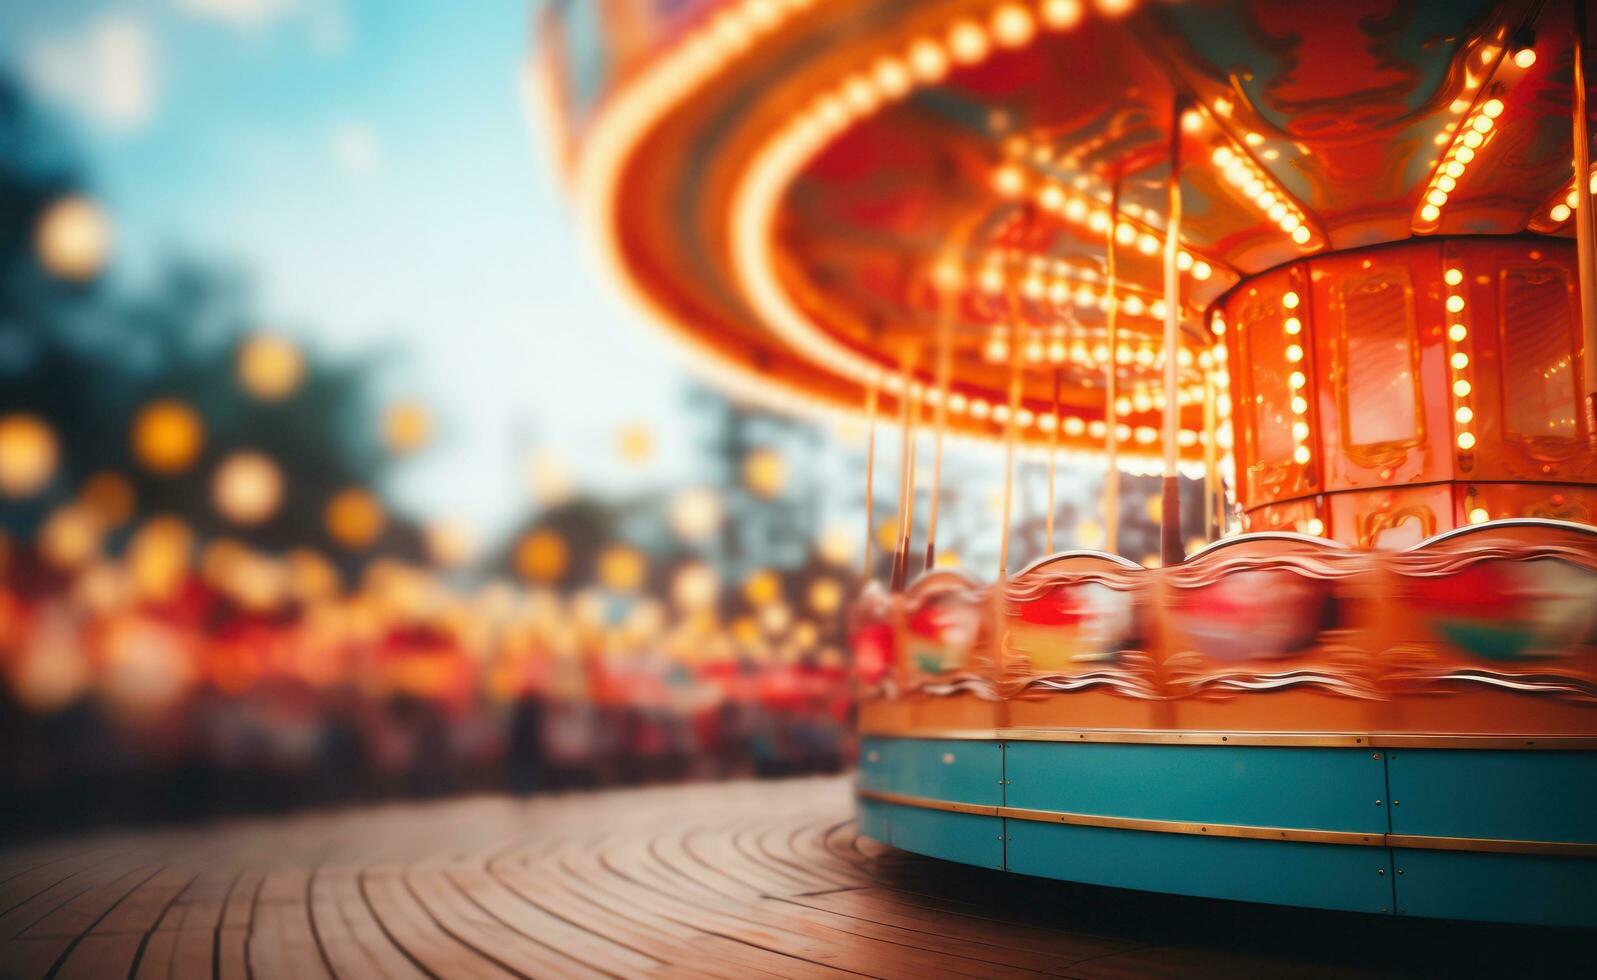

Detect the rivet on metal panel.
xmin=1381 ymin=906 xmax=1389 ymax=913
xmin=1397 ymin=869 xmax=1404 ymax=875
xmin=1377 ymin=868 xmax=1385 ymax=876
xmin=1393 ymin=800 xmax=1401 ymax=806
xmin=1371 ymin=752 xmax=1381 ymax=760
xmin=1375 ymin=799 xmax=1383 ymax=806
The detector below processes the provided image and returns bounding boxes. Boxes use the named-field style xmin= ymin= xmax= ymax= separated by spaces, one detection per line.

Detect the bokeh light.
xmin=425 ymin=519 xmax=477 ymax=568
xmin=743 ymin=568 xmax=781 ymax=606
xmin=237 ymin=332 xmax=306 ymax=400
xmin=39 ymin=505 xmax=103 ymax=569
xmin=77 ymin=470 xmax=136 ymax=527
xmin=383 ymin=401 xmax=433 ymax=455
xmin=0 ymin=413 xmax=59 ymax=498
xmin=34 ymin=195 xmax=111 ymax=281
xmin=212 ymin=452 xmax=284 ymax=525
xmin=514 ymin=529 xmax=568 ymax=583
xmin=132 ymin=400 xmax=205 ymax=475
xmin=616 ymin=423 xmax=655 ymax=464
xmin=668 ymin=487 xmax=723 ymax=542
xmin=742 ymin=448 xmax=787 ymax=498
xmin=325 ymin=487 xmax=386 ymax=549
xmin=598 ymin=545 xmax=646 ymax=593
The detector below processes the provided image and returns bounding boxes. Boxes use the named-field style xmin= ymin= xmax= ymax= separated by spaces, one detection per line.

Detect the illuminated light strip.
xmin=1414 ymin=96 xmax=1505 ymax=230
xmin=1443 ymin=264 xmax=1479 ymax=475
xmin=727 ymin=0 xmax=1199 ymax=471
xmin=1531 ymin=165 xmax=1597 ymax=230
xmin=1004 ymin=170 xmax=1222 ymax=282
xmin=980 ymin=252 xmax=1177 ymax=319
xmin=546 ymin=0 xmax=1192 ymax=471
xmin=1209 ymin=142 xmax=1319 ymax=248
xmin=547 ymin=0 xmax=838 ymax=423
xmin=1279 ymin=289 xmax=1321 ymax=536
xmin=977 ymin=252 xmax=1210 ymax=410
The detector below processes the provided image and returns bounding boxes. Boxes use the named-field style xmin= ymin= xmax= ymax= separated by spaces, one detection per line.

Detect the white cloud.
xmin=22 ymin=15 xmax=159 ymax=133
xmin=173 ymin=0 xmax=348 ymax=55
xmin=172 ymin=0 xmax=299 ymax=29
xmin=332 ymin=123 xmax=381 ymax=175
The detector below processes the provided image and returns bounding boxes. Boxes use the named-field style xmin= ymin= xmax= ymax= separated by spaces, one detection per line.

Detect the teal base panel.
xmin=1391 ymin=849 xmax=1597 ymax=928
xmin=1005 ymin=819 xmax=1394 ymax=915
xmin=858 ymin=736 xmax=1596 ymax=925
xmin=858 ymin=736 xmax=1003 ymax=805
xmin=857 ymin=799 xmax=1004 ymax=870
xmin=1385 ymin=750 xmax=1597 ymax=843
xmin=1005 ymin=741 xmax=1388 ymax=833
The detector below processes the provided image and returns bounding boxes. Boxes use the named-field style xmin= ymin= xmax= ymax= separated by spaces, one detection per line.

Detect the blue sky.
xmin=0 ymin=0 xmax=697 ymax=535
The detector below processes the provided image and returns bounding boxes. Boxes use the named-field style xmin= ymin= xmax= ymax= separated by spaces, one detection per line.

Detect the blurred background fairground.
xmin=0 ymin=0 xmax=1176 ymax=837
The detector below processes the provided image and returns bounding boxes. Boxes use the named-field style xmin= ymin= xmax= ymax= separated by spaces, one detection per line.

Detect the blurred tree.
xmin=0 ymin=75 xmax=421 ymax=570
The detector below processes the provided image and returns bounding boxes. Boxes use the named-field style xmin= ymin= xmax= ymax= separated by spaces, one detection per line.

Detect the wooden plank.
xmin=2 ymin=776 xmax=1565 ymax=978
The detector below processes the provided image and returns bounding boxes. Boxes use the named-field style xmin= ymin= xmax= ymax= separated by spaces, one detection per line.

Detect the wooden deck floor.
xmin=0 ymin=776 xmax=1583 ymax=979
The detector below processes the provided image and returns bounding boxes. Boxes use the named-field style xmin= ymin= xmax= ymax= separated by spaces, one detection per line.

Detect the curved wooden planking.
xmin=0 ymin=776 xmax=1583 ymax=979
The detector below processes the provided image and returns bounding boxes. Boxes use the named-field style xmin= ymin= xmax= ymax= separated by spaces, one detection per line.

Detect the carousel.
xmin=538 ymin=0 xmax=1597 ymax=926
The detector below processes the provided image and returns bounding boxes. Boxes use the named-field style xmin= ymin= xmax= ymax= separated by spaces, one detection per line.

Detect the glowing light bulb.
xmin=1444 ymin=268 xmax=1463 ymax=285
xmin=1455 ymin=406 xmax=1474 ymax=424
xmin=990 ymin=4 xmax=1035 ymax=48
xmin=1446 ymin=295 xmax=1465 ymax=313
xmin=1513 ymin=48 xmax=1536 ymax=69
xmin=1293 ymin=446 xmax=1311 ymax=464
xmin=1456 ymin=431 xmax=1476 ymax=450
xmin=1451 ymin=352 xmax=1470 ymax=370
xmin=1453 ymin=379 xmax=1472 ymax=397
xmin=908 ymin=37 xmax=949 ymax=83
xmin=1469 ymin=506 xmax=1491 ymax=524
xmin=1040 ymin=0 xmax=1086 ymax=29
xmin=1482 ymin=98 xmax=1505 ymax=118
xmin=1449 ymin=324 xmax=1468 ymax=342
xmin=1282 ymin=291 xmax=1300 ymax=309
xmin=947 ymin=20 xmax=989 ymax=64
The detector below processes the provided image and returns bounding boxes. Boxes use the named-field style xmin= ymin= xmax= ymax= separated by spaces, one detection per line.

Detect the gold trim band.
xmin=856 ymin=789 xmax=1597 ymax=857
xmin=857 ymin=727 xmax=1597 ymax=750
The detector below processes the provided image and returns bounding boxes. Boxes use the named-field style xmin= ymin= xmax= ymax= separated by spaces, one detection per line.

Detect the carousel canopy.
xmin=536 ymin=0 xmax=1582 ymax=469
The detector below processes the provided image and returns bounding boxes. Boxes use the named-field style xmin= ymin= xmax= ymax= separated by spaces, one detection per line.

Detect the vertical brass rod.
xmin=1045 ymin=368 xmax=1060 ymax=553
xmin=1576 ymin=1 xmax=1597 ymax=438
xmin=1160 ymin=99 xmax=1186 ymax=568
xmin=925 ymin=288 xmax=953 ymax=572
xmin=1203 ymin=370 xmax=1219 ymax=541
xmin=897 ymin=384 xmax=921 ymax=590
xmin=1103 ymin=178 xmax=1121 ymax=555
xmin=861 ymin=383 xmax=879 ymax=579
xmin=891 ymin=352 xmax=916 ymax=591
xmin=998 ymin=290 xmax=1025 ymax=578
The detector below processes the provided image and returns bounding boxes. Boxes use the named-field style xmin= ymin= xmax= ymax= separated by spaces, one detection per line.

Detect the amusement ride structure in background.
xmin=539 ymin=0 xmax=1597 ymax=926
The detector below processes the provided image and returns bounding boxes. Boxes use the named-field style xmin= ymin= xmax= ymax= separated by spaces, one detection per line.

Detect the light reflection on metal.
xmin=1576 ymin=3 xmax=1597 ymax=438
xmin=1104 ymin=177 xmax=1122 ymax=555
xmin=1160 ymin=104 xmax=1185 ymax=566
